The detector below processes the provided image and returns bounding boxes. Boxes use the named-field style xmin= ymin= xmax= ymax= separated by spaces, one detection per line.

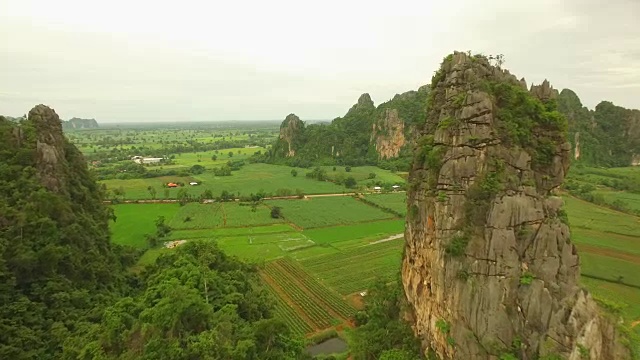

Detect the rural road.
xmin=369 ymin=233 xmax=404 ymax=245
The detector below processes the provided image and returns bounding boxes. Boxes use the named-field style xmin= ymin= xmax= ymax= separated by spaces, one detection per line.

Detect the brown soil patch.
xmin=632 ymin=320 xmax=640 ymax=328
xmin=575 ymin=243 xmax=640 ymax=264
xmin=346 ymin=293 xmax=365 ymax=310
xmin=259 ymin=271 xmax=318 ymax=331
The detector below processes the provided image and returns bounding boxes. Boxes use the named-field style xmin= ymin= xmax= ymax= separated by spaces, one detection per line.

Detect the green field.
xmin=303 ymin=220 xmax=404 ymax=245
xmin=168 ymin=203 xmax=283 ymax=229
xmin=320 ymin=165 xmax=406 ymax=185
xmin=102 ymin=163 xmax=348 ymax=199
xmin=563 ymin=196 xmax=640 ymax=239
xmin=363 ymin=192 xmax=407 ymax=216
xmin=267 ymin=196 xmax=396 ymax=229
xmin=301 ymin=239 xmax=404 ymax=295
xmin=110 ymin=203 xmax=180 ymax=247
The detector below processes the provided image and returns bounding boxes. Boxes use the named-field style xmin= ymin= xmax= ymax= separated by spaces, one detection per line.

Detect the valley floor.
xmin=110 ymin=190 xmax=640 ymax=340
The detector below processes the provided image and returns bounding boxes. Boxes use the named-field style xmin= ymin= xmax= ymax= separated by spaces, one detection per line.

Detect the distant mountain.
xmin=558 ymin=90 xmax=640 ymax=167
xmin=267 ymin=83 xmax=640 ymax=169
xmin=268 ymin=86 xmax=429 ymax=170
xmin=62 ymin=117 xmax=99 ymax=129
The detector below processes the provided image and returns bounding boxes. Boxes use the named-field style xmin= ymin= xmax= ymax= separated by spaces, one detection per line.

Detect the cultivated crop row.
xmin=302 ymin=240 xmax=401 ymax=268
xmin=263 ymin=283 xmax=313 ymax=335
xmin=275 ymin=258 xmax=356 ymax=319
xmin=263 ymin=263 xmax=335 ymax=328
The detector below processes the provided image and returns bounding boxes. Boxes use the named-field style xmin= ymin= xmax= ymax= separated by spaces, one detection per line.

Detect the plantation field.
xmin=110 ymin=203 xmax=180 ymax=248
xmin=101 ymin=163 xmax=347 ymax=199
xmin=261 ymin=258 xmax=356 ymax=332
xmin=319 ymin=165 xmax=405 ymax=185
xmin=580 ymin=252 xmax=640 ymax=288
xmin=167 ymin=224 xmax=296 ymax=240
xmin=267 ymin=196 xmax=396 ymax=229
xmin=594 ymin=189 xmax=640 ymax=213
xmin=363 ymin=192 xmax=407 ymax=216
xmin=302 ymin=220 xmax=404 ymax=245
xmin=168 ymin=203 xmax=283 ymax=229
xmin=301 ymin=239 xmax=404 ymax=295
xmin=563 ymin=196 xmax=640 ymax=239
xmin=580 ymin=277 xmax=640 ymax=329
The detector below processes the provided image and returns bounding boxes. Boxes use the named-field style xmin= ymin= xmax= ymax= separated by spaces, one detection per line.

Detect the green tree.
xmin=147 ymin=185 xmax=157 ymax=199
xmin=211 ymin=154 xmax=218 ymax=161
xmin=190 ymin=164 xmax=205 ymax=175
xmin=228 ymin=151 xmax=234 ymax=157
xmin=344 ymin=176 xmax=357 ymax=189
xmin=177 ymin=188 xmax=190 ymax=206
xmin=345 ymin=166 xmax=352 ymax=172
xmin=291 ymin=169 xmax=298 ymax=177
xmin=271 ymin=206 xmax=283 ymax=219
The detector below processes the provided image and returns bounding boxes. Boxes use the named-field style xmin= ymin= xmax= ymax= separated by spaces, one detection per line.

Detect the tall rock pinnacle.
xmin=402 ymin=52 xmax=630 ymax=359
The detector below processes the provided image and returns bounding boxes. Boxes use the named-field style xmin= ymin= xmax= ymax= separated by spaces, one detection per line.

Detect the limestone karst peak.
xmin=402 ymin=52 xmax=630 ymax=360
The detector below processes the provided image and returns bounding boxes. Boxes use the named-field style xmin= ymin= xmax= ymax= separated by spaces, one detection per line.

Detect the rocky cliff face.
xmin=372 ymin=109 xmax=406 ymax=159
xmin=29 ymin=105 xmax=69 ymax=192
xmin=277 ymin=113 xmax=305 ymax=157
xmin=402 ymin=52 xmax=630 ymax=359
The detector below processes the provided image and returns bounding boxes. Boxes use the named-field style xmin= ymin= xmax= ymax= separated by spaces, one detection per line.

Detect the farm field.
xmin=101 ymin=163 xmax=349 ymax=199
xmin=167 ymin=202 xmax=283 ymax=229
xmin=301 ymin=239 xmax=404 ymax=295
xmin=319 ymin=165 xmax=406 ymax=185
xmin=362 ymin=192 xmax=407 ymax=216
xmin=110 ymin=203 xmax=180 ymax=248
xmin=267 ymin=196 xmax=396 ymax=229
xmin=260 ymin=258 xmax=356 ymax=333
xmin=107 ymin=185 xmax=640 ymax=339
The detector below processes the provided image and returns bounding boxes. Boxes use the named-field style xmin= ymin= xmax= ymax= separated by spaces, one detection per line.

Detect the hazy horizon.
xmin=2 ymin=0 xmax=639 ymax=122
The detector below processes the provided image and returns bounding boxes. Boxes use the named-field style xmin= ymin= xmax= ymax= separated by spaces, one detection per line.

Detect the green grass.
xmin=267 ymin=197 xmax=396 ymax=229
xmin=594 ymin=189 xmax=640 ymax=213
xmin=300 ymin=239 xmax=404 ymax=295
xmin=303 ymin=220 xmax=404 ymax=245
xmin=110 ymin=203 xmax=180 ymax=248
xmin=101 ymin=163 xmax=347 ymax=199
xmin=580 ymin=276 xmax=640 ymax=323
xmin=563 ymin=196 xmax=640 ymax=238
xmin=216 ymin=232 xmax=315 ymax=261
xmin=580 ymin=253 xmax=640 ymax=288
xmin=168 ymin=203 xmax=225 ymax=229
xmin=363 ymin=193 xmax=407 ymax=216
xmin=167 ymin=224 xmax=295 ymax=240
xmin=320 ymin=165 xmax=405 ymax=185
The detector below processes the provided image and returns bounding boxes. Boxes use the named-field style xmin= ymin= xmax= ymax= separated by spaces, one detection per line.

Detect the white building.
xmin=133 ymin=157 xmax=163 ymax=164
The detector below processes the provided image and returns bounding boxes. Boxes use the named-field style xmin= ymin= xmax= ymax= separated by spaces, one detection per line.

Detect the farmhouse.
xmin=189 ymin=182 xmax=199 ymax=186
xmin=392 ymin=185 xmax=401 ymax=191
xmin=373 ymin=186 xmax=382 ymax=192
xmin=167 ymin=183 xmax=178 ymax=188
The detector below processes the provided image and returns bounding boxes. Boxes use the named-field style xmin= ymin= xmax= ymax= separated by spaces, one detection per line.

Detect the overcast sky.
xmin=1 ymin=0 xmax=639 ymax=122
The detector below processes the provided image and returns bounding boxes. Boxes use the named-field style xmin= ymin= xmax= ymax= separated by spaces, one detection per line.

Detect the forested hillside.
xmin=549 ymin=89 xmax=639 ymax=167
xmin=267 ymin=86 xmax=429 ymax=170
xmin=266 ymin=79 xmax=640 ymax=170
xmin=0 ymin=106 xmax=304 ymax=359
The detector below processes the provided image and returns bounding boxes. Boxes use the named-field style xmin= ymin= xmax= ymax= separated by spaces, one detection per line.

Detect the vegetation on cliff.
xmin=265 ymin=88 xmax=429 ymax=170
xmin=558 ymin=89 xmax=640 ymax=167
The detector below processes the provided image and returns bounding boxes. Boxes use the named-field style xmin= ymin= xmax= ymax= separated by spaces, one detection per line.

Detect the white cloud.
xmin=1 ymin=0 xmax=638 ymax=121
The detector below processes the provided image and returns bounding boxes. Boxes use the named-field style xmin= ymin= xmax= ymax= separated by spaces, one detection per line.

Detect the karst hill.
xmin=402 ymin=52 xmax=631 ymax=359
